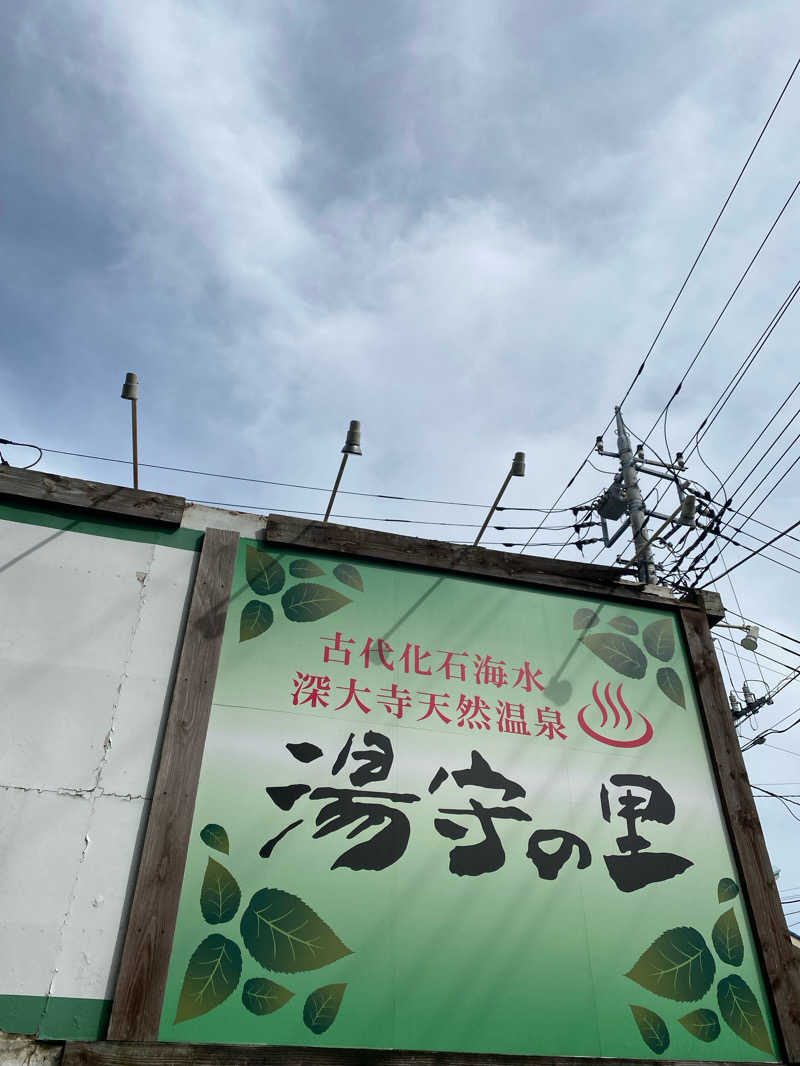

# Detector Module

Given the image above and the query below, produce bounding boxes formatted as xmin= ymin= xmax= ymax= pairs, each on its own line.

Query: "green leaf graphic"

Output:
xmin=282 ymin=583 xmax=352 ymax=623
xmin=245 ymin=547 xmax=285 ymax=596
xmin=290 ymin=559 xmax=325 ymax=578
xmin=626 ymin=926 xmax=715 ymax=1001
xmin=610 ymin=615 xmax=638 ymax=635
xmin=630 ymin=1005 xmax=670 ymax=1055
xmin=241 ymin=977 xmax=294 ymax=1016
xmin=712 ymin=907 xmax=744 ymax=966
xmin=717 ymin=975 xmax=773 ymax=1054
xmin=200 ymin=858 xmax=242 ymax=925
xmin=657 ymin=666 xmax=685 ymax=708
xmin=240 ymin=887 xmax=352 ymax=972
xmin=303 ymin=983 xmax=347 ymax=1035
xmin=643 ymin=618 xmax=675 ymax=661
xmin=333 ymin=563 xmax=364 ymax=592
xmin=200 ymin=823 xmax=229 ymax=855
xmin=573 ymin=608 xmax=599 ymax=631
xmin=718 ymin=877 xmax=740 ymax=902
xmin=581 ymin=632 xmax=647 ymax=679
xmin=174 ymin=934 xmax=242 ymax=1023
xmin=240 ymin=600 xmax=273 ymax=642
xmin=678 ymin=1008 xmax=721 ymax=1043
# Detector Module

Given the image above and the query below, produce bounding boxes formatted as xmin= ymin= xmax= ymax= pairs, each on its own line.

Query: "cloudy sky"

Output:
xmin=2 ymin=3 xmax=799 ymax=916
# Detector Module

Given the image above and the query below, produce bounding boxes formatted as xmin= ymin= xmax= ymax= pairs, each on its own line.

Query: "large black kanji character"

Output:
xmin=435 ymin=797 xmax=531 ymax=876
xmin=332 ymin=730 xmax=394 ymax=786
xmin=450 ymin=750 xmax=526 ymax=801
xmin=526 ymin=829 xmax=591 ymax=879
xmin=600 ymin=773 xmax=693 ymax=892
xmin=310 ymin=787 xmax=421 ymax=871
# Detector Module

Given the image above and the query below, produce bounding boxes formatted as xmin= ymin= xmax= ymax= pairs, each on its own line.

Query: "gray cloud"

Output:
xmin=2 ymin=1 xmax=800 ymax=893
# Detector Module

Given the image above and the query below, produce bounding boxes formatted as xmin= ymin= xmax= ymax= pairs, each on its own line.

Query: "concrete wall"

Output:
xmin=0 ymin=512 xmax=202 ymax=1042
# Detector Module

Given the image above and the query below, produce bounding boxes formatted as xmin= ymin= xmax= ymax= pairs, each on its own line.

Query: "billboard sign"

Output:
xmin=154 ymin=541 xmax=779 ymax=1061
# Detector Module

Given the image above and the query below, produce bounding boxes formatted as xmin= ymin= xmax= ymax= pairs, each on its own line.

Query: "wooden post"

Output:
xmin=107 ymin=528 xmax=239 ymax=1041
xmin=681 ymin=607 xmax=800 ymax=1062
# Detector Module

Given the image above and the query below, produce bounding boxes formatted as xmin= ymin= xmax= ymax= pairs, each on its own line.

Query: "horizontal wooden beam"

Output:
xmin=0 ymin=466 xmax=185 ymax=526
xmin=265 ymin=514 xmax=702 ymax=613
xmin=62 ymin=1042 xmax=768 ymax=1066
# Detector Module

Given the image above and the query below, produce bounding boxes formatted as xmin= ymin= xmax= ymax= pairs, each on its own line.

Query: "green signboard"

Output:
xmin=158 ymin=542 xmax=778 ymax=1061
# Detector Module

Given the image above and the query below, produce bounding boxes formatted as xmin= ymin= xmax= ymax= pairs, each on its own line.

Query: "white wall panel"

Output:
xmin=0 ymin=518 xmax=197 ymax=1007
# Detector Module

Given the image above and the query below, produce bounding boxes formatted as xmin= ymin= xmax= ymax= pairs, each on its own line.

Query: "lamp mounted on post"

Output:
xmin=120 ymin=372 xmax=140 ymax=489
xmin=323 ymin=420 xmax=362 ymax=523
xmin=473 ymin=451 xmax=526 ymax=547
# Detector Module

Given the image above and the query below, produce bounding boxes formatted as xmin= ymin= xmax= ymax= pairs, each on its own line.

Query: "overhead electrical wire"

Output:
xmin=618 ymin=53 xmax=799 ymax=417
xmin=29 ymin=445 xmax=600 ymax=513
xmin=641 ymin=173 xmax=800 ymax=447
xmin=189 ymin=499 xmax=597 ymax=532
xmin=683 ymin=278 xmax=800 ymax=461
xmin=517 ymin=59 xmax=799 ymax=559
xmin=693 ymin=510 xmax=800 ymax=589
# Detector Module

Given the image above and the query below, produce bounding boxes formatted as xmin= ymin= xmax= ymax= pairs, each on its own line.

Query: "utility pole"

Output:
xmin=615 ymin=406 xmax=656 ymax=585
xmin=595 ymin=407 xmax=696 ymax=584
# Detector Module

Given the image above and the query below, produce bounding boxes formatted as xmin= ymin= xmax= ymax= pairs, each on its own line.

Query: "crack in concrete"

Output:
xmin=88 ymin=541 xmax=156 ymax=793
xmin=0 ymin=783 xmax=149 ymax=801
xmin=38 ymin=545 xmax=157 ymax=1031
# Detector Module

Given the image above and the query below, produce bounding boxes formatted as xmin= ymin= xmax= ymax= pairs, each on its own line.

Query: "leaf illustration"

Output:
xmin=200 ymin=823 xmax=229 ymax=855
xmin=712 ymin=907 xmax=744 ymax=966
xmin=718 ymin=975 xmax=773 ymax=1054
xmin=718 ymin=877 xmax=740 ymax=902
xmin=630 ymin=1005 xmax=669 ymax=1055
xmin=678 ymin=1008 xmax=721 ymax=1043
xmin=174 ymin=934 xmax=241 ymax=1023
xmin=573 ymin=608 xmax=599 ymax=631
xmin=282 ymin=583 xmax=352 ymax=623
xmin=610 ymin=615 xmax=639 ymax=635
xmin=333 ymin=563 xmax=363 ymax=592
xmin=303 ymin=983 xmax=347 ymax=1035
xmin=245 ymin=547 xmax=285 ymax=596
xmin=240 ymin=600 xmax=273 ymax=642
xmin=643 ymin=618 xmax=675 ymax=661
xmin=290 ymin=559 xmax=325 ymax=578
xmin=200 ymin=858 xmax=241 ymax=925
xmin=581 ymin=632 xmax=647 ymax=679
xmin=626 ymin=926 xmax=715 ymax=1001
xmin=240 ymin=887 xmax=352 ymax=972
xmin=241 ymin=977 xmax=294 ymax=1016
xmin=657 ymin=666 xmax=685 ymax=708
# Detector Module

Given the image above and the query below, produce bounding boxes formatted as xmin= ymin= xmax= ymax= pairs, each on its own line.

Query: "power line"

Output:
xmin=518 ymin=61 xmax=800 ymax=558
xmin=684 ymin=279 xmax=800 ymax=460
xmin=34 ymin=446 xmax=594 ymax=514
xmin=642 ymin=173 xmax=800 ymax=446
xmin=620 ymin=55 xmax=800 ymax=415
xmin=695 ymin=514 xmax=800 ymax=588
xmin=189 ymin=499 xmax=595 ymax=532
xmin=724 ymin=609 xmax=800 ymax=650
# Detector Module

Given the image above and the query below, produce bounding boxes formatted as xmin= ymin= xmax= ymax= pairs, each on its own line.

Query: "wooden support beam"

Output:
xmin=265 ymin=514 xmax=698 ymax=612
xmin=681 ymin=607 xmax=800 ymax=1063
xmin=62 ymin=1042 xmax=771 ymax=1066
xmin=107 ymin=528 xmax=240 ymax=1041
xmin=0 ymin=465 xmax=185 ymax=526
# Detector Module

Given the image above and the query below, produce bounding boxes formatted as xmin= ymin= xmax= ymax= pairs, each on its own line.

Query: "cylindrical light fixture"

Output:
xmin=323 ymin=420 xmax=363 ymax=522
xmin=120 ymin=372 xmax=140 ymax=489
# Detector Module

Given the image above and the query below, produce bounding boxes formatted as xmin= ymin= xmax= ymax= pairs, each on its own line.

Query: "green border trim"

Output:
xmin=0 ymin=994 xmax=111 ymax=1040
xmin=0 ymin=500 xmax=203 ymax=552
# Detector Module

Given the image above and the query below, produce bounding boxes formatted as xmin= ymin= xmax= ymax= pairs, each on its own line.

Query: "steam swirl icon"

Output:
xmin=577 ymin=681 xmax=653 ymax=748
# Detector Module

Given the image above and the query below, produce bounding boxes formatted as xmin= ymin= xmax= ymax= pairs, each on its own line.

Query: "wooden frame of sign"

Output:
xmin=83 ymin=516 xmax=799 ymax=1066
